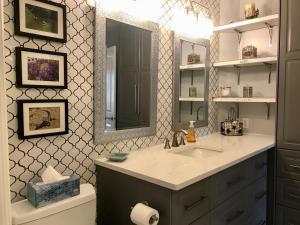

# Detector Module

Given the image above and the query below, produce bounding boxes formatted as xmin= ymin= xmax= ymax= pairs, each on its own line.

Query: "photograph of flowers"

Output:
xmin=17 ymin=100 xmax=69 ymax=139
xmin=16 ymin=47 xmax=67 ymax=88
xmin=14 ymin=0 xmax=67 ymax=42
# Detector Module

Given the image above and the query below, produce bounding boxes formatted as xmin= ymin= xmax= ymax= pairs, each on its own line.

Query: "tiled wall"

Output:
xmin=4 ymin=0 xmax=219 ymax=202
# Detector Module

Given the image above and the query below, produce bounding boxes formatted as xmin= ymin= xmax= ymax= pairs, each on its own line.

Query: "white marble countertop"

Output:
xmin=94 ymin=133 xmax=275 ymax=190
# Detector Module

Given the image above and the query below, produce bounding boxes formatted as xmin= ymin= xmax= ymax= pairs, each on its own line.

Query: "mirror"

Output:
xmin=94 ymin=8 xmax=159 ymax=144
xmin=173 ymin=35 xmax=210 ymax=130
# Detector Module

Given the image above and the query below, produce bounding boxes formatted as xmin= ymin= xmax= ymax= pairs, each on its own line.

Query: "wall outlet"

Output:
xmin=242 ymin=118 xmax=249 ymax=129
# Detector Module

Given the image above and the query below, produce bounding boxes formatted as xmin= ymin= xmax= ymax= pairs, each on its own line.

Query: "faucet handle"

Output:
xmin=164 ymin=138 xmax=171 ymax=149
xmin=179 ymin=136 xmax=186 ymax=146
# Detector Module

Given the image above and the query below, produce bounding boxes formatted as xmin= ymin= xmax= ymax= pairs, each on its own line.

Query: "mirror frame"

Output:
xmin=172 ymin=34 xmax=210 ymax=131
xmin=94 ymin=3 xmax=159 ymax=144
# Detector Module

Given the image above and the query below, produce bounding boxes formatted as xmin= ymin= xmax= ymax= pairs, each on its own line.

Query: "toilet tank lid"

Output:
xmin=11 ymin=184 xmax=96 ymax=225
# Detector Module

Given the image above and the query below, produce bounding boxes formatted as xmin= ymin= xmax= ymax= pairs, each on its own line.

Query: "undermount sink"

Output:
xmin=171 ymin=145 xmax=223 ymax=158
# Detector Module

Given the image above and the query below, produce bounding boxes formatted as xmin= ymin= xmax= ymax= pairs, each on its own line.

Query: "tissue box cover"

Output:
xmin=27 ymin=175 xmax=80 ymax=208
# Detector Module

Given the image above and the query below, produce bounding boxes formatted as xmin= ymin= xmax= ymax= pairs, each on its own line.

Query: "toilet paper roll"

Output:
xmin=130 ymin=203 xmax=159 ymax=225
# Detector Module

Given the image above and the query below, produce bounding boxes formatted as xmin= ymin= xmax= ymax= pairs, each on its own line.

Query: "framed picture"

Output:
xmin=17 ymin=100 xmax=69 ymax=139
xmin=16 ymin=47 xmax=68 ymax=88
xmin=14 ymin=0 xmax=67 ymax=42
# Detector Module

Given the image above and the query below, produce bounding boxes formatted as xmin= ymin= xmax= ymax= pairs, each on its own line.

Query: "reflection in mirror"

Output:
xmin=173 ymin=36 xmax=210 ymax=130
xmin=94 ymin=10 xmax=159 ymax=144
xmin=105 ymin=19 xmax=151 ymax=131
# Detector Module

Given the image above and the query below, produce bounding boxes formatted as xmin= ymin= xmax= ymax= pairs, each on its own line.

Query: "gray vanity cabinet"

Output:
xmin=96 ymin=151 xmax=269 ymax=225
xmin=276 ymin=0 xmax=300 ymax=223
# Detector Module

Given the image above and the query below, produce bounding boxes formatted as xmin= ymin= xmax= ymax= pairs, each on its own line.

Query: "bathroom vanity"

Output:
xmin=95 ymin=134 xmax=275 ymax=225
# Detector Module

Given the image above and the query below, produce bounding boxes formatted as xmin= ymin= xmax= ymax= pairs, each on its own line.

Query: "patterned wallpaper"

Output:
xmin=4 ymin=0 xmax=219 ymax=202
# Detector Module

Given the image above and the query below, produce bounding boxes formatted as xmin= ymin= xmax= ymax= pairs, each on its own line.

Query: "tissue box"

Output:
xmin=27 ymin=175 xmax=80 ymax=208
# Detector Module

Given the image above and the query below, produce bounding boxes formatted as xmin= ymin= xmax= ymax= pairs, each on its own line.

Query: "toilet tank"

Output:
xmin=11 ymin=184 xmax=96 ymax=225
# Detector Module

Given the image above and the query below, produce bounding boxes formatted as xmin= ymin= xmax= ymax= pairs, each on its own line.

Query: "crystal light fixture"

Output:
xmin=172 ymin=0 xmax=214 ymax=38
xmin=90 ymin=0 xmax=161 ymax=22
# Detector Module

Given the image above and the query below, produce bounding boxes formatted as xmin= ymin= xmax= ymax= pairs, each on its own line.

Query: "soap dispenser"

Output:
xmin=187 ymin=121 xmax=196 ymax=143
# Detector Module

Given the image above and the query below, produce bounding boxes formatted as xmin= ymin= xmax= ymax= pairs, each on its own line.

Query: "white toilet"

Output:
xmin=11 ymin=184 xmax=96 ymax=225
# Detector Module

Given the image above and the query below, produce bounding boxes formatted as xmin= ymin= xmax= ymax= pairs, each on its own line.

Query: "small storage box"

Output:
xmin=27 ymin=175 xmax=80 ymax=208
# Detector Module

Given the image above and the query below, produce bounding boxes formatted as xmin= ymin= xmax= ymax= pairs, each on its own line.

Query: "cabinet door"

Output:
xmin=277 ymin=178 xmax=300 ymax=210
xmin=117 ymin=24 xmax=140 ymax=129
xmin=277 ymin=149 xmax=300 ymax=181
xmin=276 ymin=205 xmax=300 ymax=225
xmin=277 ymin=0 xmax=300 ymax=150
xmin=138 ymin=29 xmax=151 ymax=127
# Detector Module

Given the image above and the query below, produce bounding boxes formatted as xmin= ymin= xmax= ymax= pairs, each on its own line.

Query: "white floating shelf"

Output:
xmin=213 ymin=57 xmax=277 ymax=68
xmin=180 ymin=64 xmax=205 ymax=70
xmin=214 ymin=14 xmax=279 ymax=33
xmin=179 ymin=97 xmax=204 ymax=102
xmin=212 ymin=97 xmax=276 ymax=103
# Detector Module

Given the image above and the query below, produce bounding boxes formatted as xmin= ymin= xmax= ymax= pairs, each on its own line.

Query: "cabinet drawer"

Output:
xmin=212 ymin=160 xmax=251 ymax=206
xmin=249 ymin=177 xmax=267 ymax=225
xmin=276 ymin=205 xmax=300 ymax=225
xmin=277 ymin=178 xmax=300 ymax=210
xmin=277 ymin=149 xmax=300 ymax=181
xmin=172 ymin=178 xmax=211 ymax=225
xmin=251 ymin=152 xmax=268 ymax=181
xmin=250 ymin=219 xmax=266 ymax=225
xmin=211 ymin=189 xmax=251 ymax=225
xmin=189 ymin=214 xmax=210 ymax=225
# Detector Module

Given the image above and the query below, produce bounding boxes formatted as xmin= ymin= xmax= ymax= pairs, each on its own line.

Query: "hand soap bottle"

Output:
xmin=187 ymin=121 xmax=196 ymax=143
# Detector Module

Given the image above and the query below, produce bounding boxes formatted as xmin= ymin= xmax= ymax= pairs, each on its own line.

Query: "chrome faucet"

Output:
xmin=172 ymin=129 xmax=188 ymax=147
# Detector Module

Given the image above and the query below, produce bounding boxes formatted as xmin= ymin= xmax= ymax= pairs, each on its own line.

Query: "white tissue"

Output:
xmin=130 ymin=203 xmax=159 ymax=225
xmin=41 ymin=166 xmax=69 ymax=185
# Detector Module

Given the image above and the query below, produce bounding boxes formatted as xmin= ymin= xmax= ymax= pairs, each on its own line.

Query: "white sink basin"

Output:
xmin=171 ymin=145 xmax=223 ymax=158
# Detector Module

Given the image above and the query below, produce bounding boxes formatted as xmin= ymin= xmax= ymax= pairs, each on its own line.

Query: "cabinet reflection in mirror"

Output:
xmin=94 ymin=8 xmax=159 ymax=144
xmin=106 ymin=19 xmax=151 ymax=131
xmin=173 ymin=35 xmax=210 ymax=130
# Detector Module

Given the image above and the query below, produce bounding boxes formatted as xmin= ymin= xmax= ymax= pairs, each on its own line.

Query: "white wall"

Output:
xmin=0 ymin=0 xmax=12 ymax=223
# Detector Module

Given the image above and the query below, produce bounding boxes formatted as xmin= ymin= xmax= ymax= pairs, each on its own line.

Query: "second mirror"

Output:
xmin=173 ymin=35 xmax=210 ymax=130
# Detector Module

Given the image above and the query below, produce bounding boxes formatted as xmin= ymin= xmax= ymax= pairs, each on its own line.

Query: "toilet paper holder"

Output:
xmin=130 ymin=201 xmax=159 ymax=224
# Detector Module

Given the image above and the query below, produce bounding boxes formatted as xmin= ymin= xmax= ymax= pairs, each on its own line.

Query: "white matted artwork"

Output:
xmin=14 ymin=0 xmax=67 ymax=42
xmin=16 ymin=47 xmax=67 ymax=88
xmin=17 ymin=100 xmax=69 ymax=139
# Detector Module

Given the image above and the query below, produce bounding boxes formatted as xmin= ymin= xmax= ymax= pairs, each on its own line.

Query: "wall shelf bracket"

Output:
xmin=263 ymin=62 xmax=273 ymax=84
xmin=266 ymin=103 xmax=271 ymax=120
xmin=265 ymin=23 xmax=274 ymax=46
xmin=234 ymin=29 xmax=243 ymax=45
xmin=234 ymin=65 xmax=241 ymax=85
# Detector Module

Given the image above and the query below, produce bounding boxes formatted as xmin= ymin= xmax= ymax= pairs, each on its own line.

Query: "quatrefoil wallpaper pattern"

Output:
xmin=4 ymin=0 xmax=220 ymax=202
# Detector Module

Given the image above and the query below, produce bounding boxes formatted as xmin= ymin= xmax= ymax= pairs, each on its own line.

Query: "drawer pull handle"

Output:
xmin=290 ymin=194 xmax=300 ymax=200
xmin=289 ymin=165 xmax=300 ymax=170
xmin=257 ymin=220 xmax=266 ymax=225
xmin=255 ymin=191 xmax=267 ymax=200
xmin=184 ymin=195 xmax=208 ymax=211
xmin=227 ymin=176 xmax=245 ymax=187
xmin=255 ymin=162 xmax=267 ymax=170
xmin=226 ymin=210 xmax=244 ymax=224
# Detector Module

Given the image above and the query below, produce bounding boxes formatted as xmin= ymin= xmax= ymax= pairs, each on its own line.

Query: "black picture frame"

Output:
xmin=14 ymin=0 xmax=67 ymax=43
xmin=16 ymin=47 xmax=68 ymax=89
xmin=17 ymin=99 xmax=69 ymax=139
